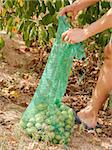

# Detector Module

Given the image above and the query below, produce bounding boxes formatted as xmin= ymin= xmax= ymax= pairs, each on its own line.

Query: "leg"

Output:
xmin=77 ymin=41 xmax=112 ymax=128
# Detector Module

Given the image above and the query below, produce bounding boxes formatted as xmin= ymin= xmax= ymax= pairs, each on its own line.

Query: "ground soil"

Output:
xmin=0 ymin=32 xmax=112 ymax=150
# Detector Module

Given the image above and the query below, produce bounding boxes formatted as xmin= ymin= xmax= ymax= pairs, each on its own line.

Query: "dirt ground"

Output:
xmin=0 ymin=32 xmax=112 ymax=150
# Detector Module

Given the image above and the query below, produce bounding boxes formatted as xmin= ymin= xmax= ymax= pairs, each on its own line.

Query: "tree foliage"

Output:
xmin=0 ymin=0 xmax=111 ymax=47
xmin=0 ymin=0 xmax=72 ymax=46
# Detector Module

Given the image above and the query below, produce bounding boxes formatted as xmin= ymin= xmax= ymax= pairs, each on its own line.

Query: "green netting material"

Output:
xmin=20 ymin=16 xmax=85 ymax=144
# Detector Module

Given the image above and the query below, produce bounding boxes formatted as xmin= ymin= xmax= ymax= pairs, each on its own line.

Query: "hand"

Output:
xmin=62 ymin=28 xmax=88 ymax=44
xmin=59 ymin=4 xmax=79 ymax=20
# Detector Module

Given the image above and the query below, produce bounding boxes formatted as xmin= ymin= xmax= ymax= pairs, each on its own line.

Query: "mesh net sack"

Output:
xmin=20 ymin=16 xmax=85 ymax=144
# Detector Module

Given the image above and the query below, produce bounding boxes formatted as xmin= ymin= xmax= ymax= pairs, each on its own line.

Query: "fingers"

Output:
xmin=63 ymin=36 xmax=75 ymax=44
xmin=72 ymin=11 xmax=78 ymax=21
xmin=59 ymin=5 xmax=71 ymax=16
xmin=62 ymin=31 xmax=68 ymax=41
xmin=59 ymin=7 xmax=67 ymax=16
xmin=62 ymin=30 xmax=76 ymax=44
xmin=62 ymin=29 xmax=72 ymax=41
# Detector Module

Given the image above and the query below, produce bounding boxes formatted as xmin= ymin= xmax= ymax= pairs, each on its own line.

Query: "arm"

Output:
xmin=72 ymin=0 xmax=99 ymax=10
xmin=84 ymin=8 xmax=112 ymax=39
xmin=62 ymin=8 xmax=112 ymax=44
xmin=60 ymin=0 xmax=99 ymax=19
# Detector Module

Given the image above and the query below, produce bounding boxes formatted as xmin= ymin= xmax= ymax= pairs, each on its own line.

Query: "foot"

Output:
xmin=77 ymin=106 xmax=97 ymax=128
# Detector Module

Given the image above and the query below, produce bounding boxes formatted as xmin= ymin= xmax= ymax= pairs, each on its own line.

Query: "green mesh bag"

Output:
xmin=20 ymin=16 xmax=85 ymax=144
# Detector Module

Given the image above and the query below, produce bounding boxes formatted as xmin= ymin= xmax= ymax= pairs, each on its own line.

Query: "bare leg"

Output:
xmin=77 ymin=41 xmax=112 ymax=128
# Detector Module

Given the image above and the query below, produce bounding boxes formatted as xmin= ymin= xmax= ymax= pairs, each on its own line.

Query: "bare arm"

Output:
xmin=72 ymin=0 xmax=112 ymax=10
xmin=60 ymin=0 xmax=99 ymax=20
xmin=72 ymin=0 xmax=99 ymax=10
xmin=84 ymin=8 xmax=112 ymax=39
xmin=62 ymin=8 xmax=112 ymax=44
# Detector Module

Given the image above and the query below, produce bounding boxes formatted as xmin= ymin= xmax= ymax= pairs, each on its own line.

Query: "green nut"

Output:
xmin=66 ymin=124 xmax=72 ymax=130
xmin=26 ymin=127 xmax=37 ymax=135
xmin=27 ymin=122 xmax=33 ymax=128
xmin=52 ymin=139 xmax=59 ymax=144
xmin=36 ymin=103 xmax=47 ymax=111
xmin=55 ymin=135 xmax=62 ymax=141
xmin=59 ymin=127 xmax=65 ymax=133
xmin=29 ymin=117 xmax=36 ymax=123
xmin=35 ymin=123 xmax=42 ymax=129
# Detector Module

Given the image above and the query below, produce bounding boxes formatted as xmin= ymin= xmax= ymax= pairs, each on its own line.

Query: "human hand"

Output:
xmin=59 ymin=4 xmax=79 ymax=20
xmin=62 ymin=28 xmax=88 ymax=44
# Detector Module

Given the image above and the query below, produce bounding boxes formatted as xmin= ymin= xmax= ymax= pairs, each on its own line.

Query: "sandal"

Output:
xmin=73 ymin=110 xmax=102 ymax=130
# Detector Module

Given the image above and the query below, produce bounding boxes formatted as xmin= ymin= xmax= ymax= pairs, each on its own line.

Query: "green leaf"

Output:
xmin=29 ymin=26 xmax=37 ymax=41
xmin=38 ymin=26 xmax=48 ymax=43
xmin=27 ymin=22 xmax=35 ymax=35
xmin=46 ymin=1 xmax=55 ymax=15
xmin=40 ymin=14 xmax=53 ymax=25
xmin=101 ymin=2 xmax=110 ymax=8
xmin=55 ymin=0 xmax=62 ymax=12
xmin=52 ymin=13 xmax=58 ymax=25
xmin=23 ymin=31 xmax=29 ymax=42
xmin=37 ymin=0 xmax=41 ymax=13
xmin=109 ymin=29 xmax=112 ymax=33
xmin=48 ymin=26 xmax=56 ymax=39
xmin=78 ymin=13 xmax=86 ymax=25
xmin=41 ymin=1 xmax=46 ymax=13
xmin=0 ymin=20 xmax=3 ymax=31
xmin=24 ymin=1 xmax=38 ymax=18
xmin=4 ymin=0 xmax=13 ymax=9
xmin=7 ymin=17 xmax=13 ymax=26
xmin=25 ymin=40 xmax=31 ymax=47
xmin=0 ymin=37 xmax=5 ymax=49
xmin=64 ymin=0 xmax=70 ymax=6
xmin=17 ymin=20 xmax=24 ymax=32
xmin=6 ymin=17 xmax=13 ymax=32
